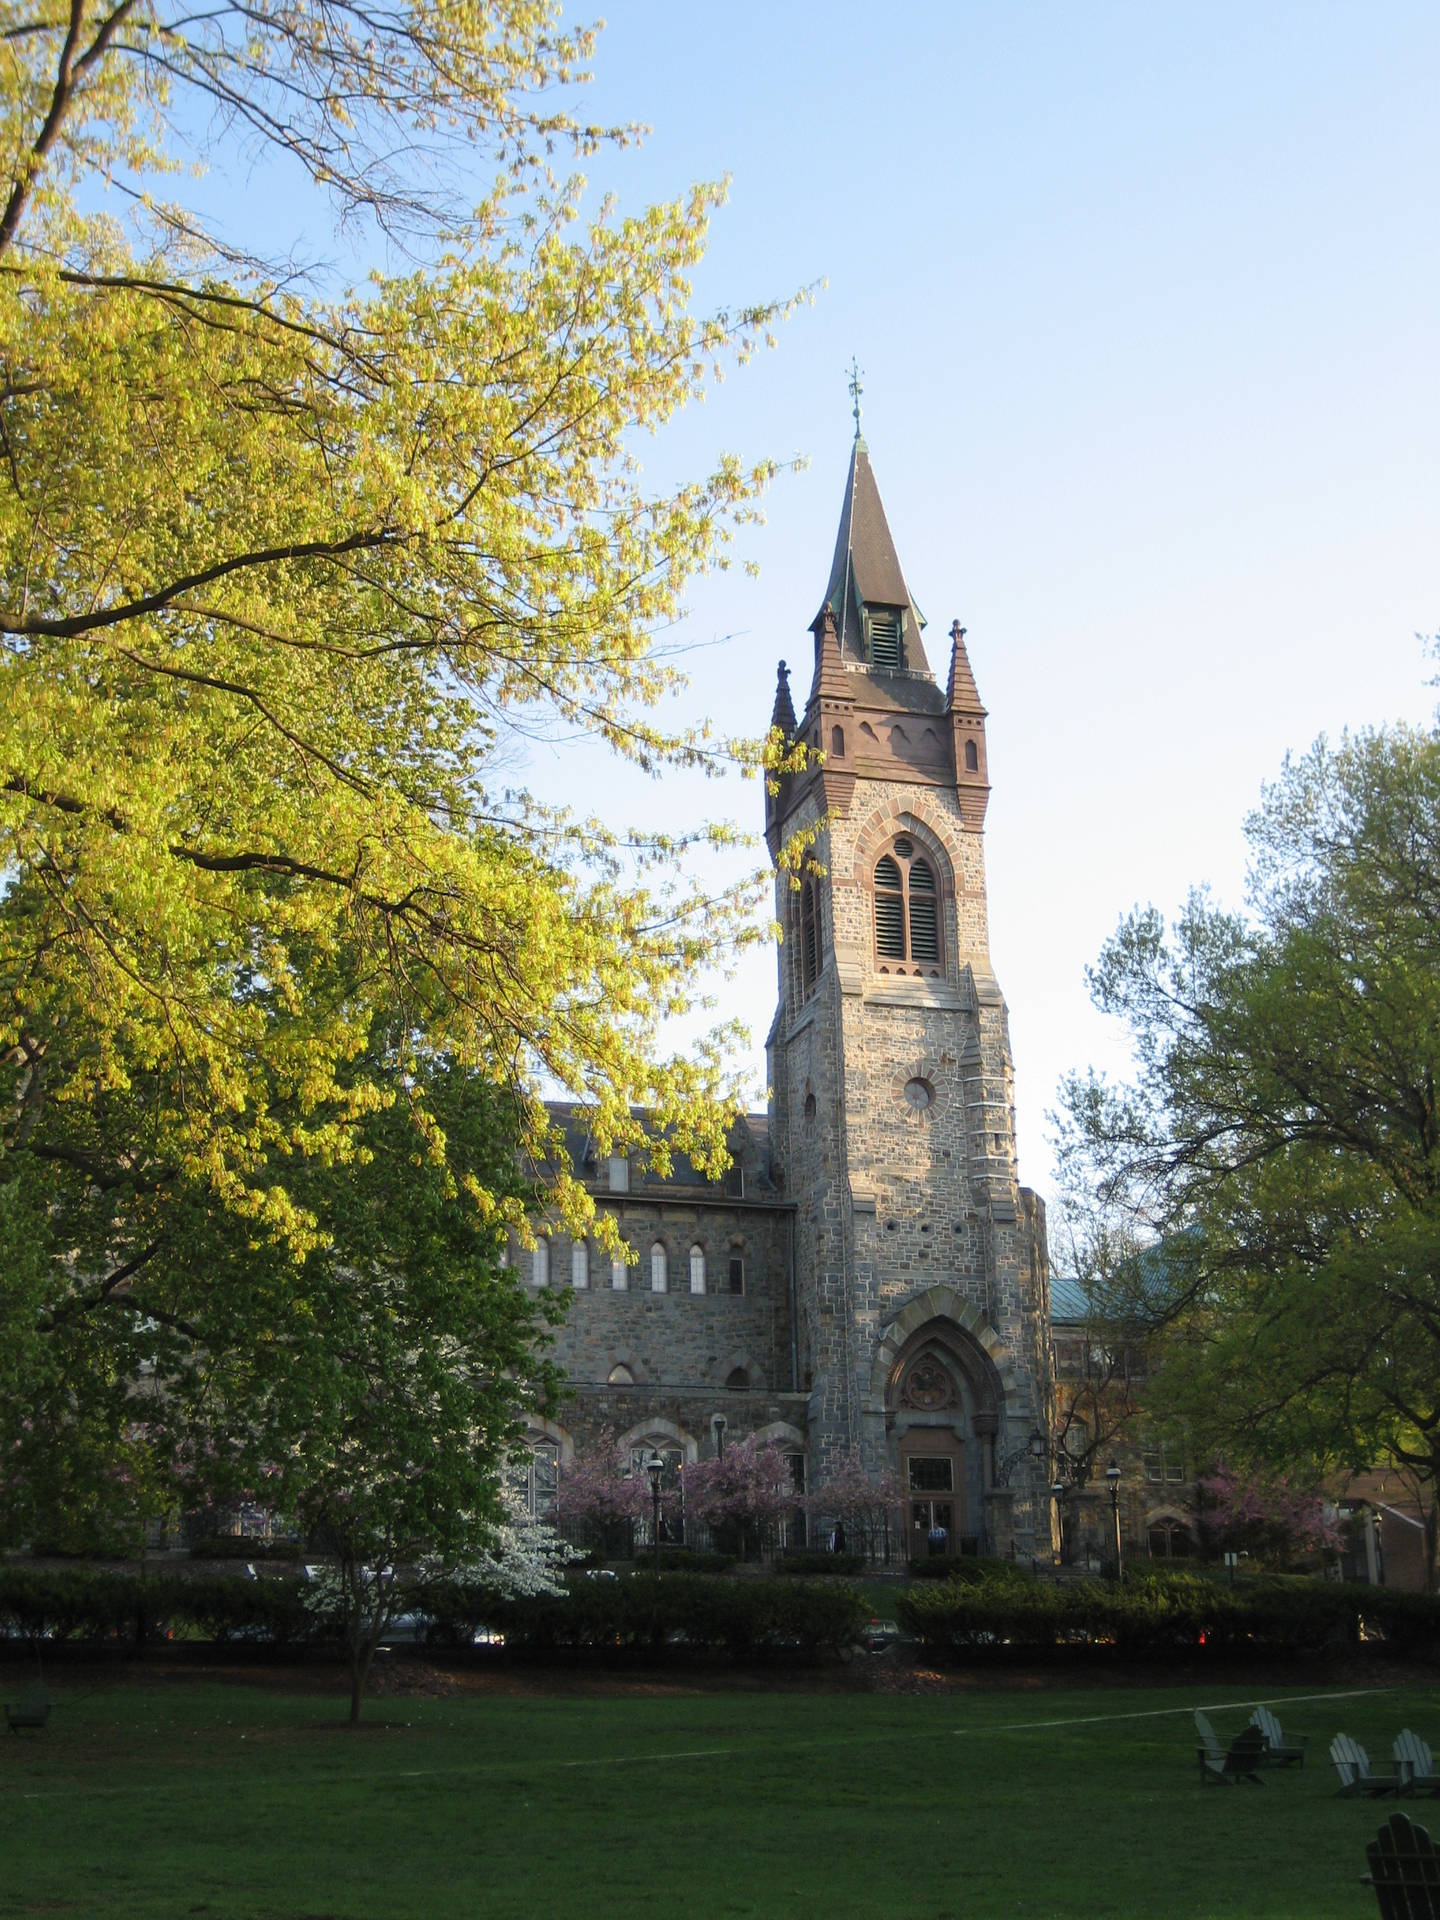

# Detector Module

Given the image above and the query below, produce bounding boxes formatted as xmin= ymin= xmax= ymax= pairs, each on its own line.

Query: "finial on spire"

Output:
xmin=949 ymin=618 xmax=967 ymax=646
xmin=847 ymin=357 xmax=864 ymax=435
xmin=770 ymin=657 xmax=797 ymax=737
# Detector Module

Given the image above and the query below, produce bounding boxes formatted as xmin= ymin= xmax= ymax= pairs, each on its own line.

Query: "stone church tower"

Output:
xmin=764 ymin=425 xmax=1054 ymax=1561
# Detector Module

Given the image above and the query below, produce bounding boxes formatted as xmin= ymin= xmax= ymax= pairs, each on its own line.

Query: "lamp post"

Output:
xmin=646 ymin=1451 xmax=664 ymax=1572
xmin=1105 ymin=1459 xmax=1123 ymax=1582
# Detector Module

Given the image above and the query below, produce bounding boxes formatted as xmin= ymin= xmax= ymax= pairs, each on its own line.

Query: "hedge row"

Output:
xmin=0 ymin=1565 xmax=868 ymax=1658
xmin=0 ymin=1567 xmax=317 ymax=1647
xmin=776 ymin=1551 xmax=867 ymax=1577
xmin=906 ymin=1554 xmax=1027 ymax=1584
xmin=895 ymin=1570 xmax=1440 ymax=1657
xmin=447 ymin=1571 xmax=870 ymax=1652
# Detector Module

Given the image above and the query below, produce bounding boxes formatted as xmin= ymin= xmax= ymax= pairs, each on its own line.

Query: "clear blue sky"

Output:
xmin=179 ymin=2 xmax=1440 ymax=1202
xmin=558 ymin=0 xmax=1440 ymax=1200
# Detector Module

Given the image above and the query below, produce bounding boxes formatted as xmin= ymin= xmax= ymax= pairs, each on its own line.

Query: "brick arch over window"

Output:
xmin=852 ymin=803 xmax=958 ymax=898
xmin=617 ymin=1417 xmax=697 ymax=1464
xmin=524 ymin=1416 xmax=575 ymax=1469
xmin=719 ymin=1351 xmax=764 ymax=1393
xmin=864 ymin=1287 xmax=1025 ymax=1429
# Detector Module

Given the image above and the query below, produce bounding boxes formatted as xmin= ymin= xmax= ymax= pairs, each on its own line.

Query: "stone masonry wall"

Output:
xmin=770 ymin=756 xmax=1052 ymax=1551
xmin=511 ymin=1194 xmax=801 ymax=1466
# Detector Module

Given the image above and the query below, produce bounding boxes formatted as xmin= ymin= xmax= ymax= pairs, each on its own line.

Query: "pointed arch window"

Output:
xmin=650 ymin=1242 xmax=669 ymax=1293
xmin=964 ymin=738 xmax=979 ymax=773
xmin=532 ymin=1238 xmax=550 ymax=1288
xmin=689 ymin=1245 xmax=706 ymax=1294
xmin=873 ymin=838 xmax=942 ymax=973
xmin=571 ymin=1242 xmax=589 ymax=1290
xmin=800 ymin=880 xmax=820 ymax=994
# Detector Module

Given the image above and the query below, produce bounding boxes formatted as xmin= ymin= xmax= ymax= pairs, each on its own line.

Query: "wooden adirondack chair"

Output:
xmin=1396 ymin=1732 xmax=1440 ymax=1799
xmin=1196 ymin=1710 xmax=1266 ymax=1785
xmin=1334 ymin=1733 xmax=1401 ymax=1798
xmin=1250 ymin=1705 xmax=1307 ymax=1767
xmin=1363 ymin=1812 xmax=1440 ymax=1919
xmin=3 ymin=1683 xmax=51 ymax=1732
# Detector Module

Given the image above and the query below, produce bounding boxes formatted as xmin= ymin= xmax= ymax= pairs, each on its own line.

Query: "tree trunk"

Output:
xmin=348 ymin=1647 xmax=370 ymax=1725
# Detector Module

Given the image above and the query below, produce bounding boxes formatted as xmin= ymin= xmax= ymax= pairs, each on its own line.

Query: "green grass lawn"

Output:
xmin=0 ymin=1669 xmax=1435 ymax=1918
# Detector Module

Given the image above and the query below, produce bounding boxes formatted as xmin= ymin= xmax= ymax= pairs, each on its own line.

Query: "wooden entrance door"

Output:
xmin=902 ymin=1434 xmax=963 ymax=1556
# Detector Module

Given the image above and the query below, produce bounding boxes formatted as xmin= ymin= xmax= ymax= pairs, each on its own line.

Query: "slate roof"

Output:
xmin=821 ymin=434 xmax=932 ymax=675
xmin=544 ymin=1101 xmax=777 ymax=1196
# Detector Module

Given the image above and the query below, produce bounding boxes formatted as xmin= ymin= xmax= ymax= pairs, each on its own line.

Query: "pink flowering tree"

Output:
xmin=682 ymin=1438 xmax=795 ymax=1559
xmin=1196 ymin=1464 xmax=1340 ymax=1570
xmin=806 ymin=1448 xmax=904 ymax=1561
xmin=554 ymin=1438 xmax=652 ymax=1554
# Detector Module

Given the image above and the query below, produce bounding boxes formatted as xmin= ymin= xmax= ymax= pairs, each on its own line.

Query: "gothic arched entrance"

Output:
xmin=884 ymin=1320 xmax=1007 ymax=1558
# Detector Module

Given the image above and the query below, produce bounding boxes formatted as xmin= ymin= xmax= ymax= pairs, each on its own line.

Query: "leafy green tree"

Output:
xmin=2 ymin=1037 xmax=569 ymax=1715
xmin=0 ymin=0 xmax=805 ymax=1273
xmin=1059 ymin=725 xmax=1440 ymax=1587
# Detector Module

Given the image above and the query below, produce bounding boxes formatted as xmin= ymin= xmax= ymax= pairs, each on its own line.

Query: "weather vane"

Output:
xmin=847 ymin=357 xmax=864 ymax=432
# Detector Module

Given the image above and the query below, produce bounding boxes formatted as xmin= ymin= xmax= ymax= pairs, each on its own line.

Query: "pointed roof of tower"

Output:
xmin=821 ymin=431 xmax=931 ymax=675
xmin=807 ymin=601 xmax=849 ymax=705
xmin=945 ymin=619 xmax=986 ymax=715
xmin=769 ymin=658 xmax=796 ymax=737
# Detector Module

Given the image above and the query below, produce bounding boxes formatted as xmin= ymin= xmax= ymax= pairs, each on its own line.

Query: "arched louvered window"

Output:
xmin=650 ymin=1241 xmax=668 ymax=1293
xmin=873 ymin=838 xmax=943 ymax=974
xmin=801 ymin=881 xmax=819 ymax=993
xmin=689 ymin=1245 xmax=706 ymax=1294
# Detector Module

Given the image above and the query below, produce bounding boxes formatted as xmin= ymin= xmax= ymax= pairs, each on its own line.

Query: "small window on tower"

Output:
xmin=728 ymin=1254 xmax=744 ymax=1295
xmin=831 ymin=724 xmax=845 ymax=758
xmin=964 ymin=738 xmax=979 ymax=772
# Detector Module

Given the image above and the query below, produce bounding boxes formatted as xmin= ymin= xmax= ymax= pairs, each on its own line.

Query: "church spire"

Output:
xmin=820 ymin=428 xmax=930 ymax=676
xmin=946 ymin=619 xmax=985 ymax=716
xmin=807 ymin=600 xmax=847 ymax=704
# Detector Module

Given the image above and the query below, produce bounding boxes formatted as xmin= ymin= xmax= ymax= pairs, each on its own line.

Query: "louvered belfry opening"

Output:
xmin=874 ymin=838 xmax=942 ymax=974
xmin=866 ymin=606 xmax=902 ymax=669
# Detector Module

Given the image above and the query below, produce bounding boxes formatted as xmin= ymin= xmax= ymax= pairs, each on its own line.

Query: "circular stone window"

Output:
xmin=903 ymin=1077 xmax=934 ymax=1111
xmin=892 ymin=836 xmax=914 ymax=860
